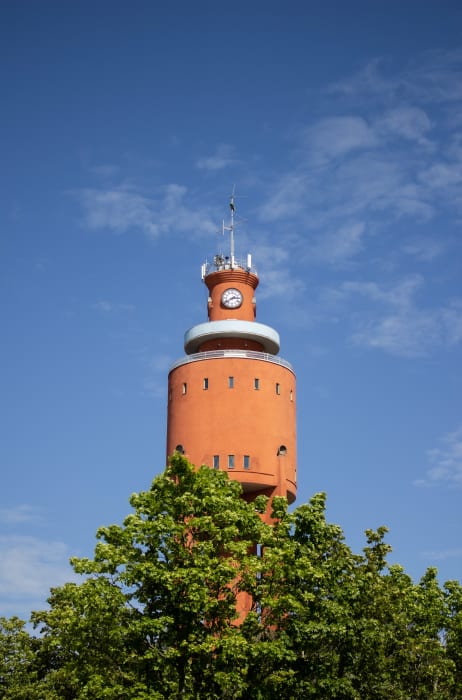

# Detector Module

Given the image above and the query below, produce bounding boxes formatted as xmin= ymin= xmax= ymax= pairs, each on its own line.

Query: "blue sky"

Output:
xmin=1 ymin=0 xmax=462 ymax=619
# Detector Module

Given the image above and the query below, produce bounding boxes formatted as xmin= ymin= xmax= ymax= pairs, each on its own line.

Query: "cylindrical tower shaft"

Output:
xmin=166 ymin=245 xmax=297 ymax=523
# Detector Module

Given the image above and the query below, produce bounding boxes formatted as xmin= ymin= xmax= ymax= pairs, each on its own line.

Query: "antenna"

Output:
xmin=203 ymin=188 xmax=255 ymax=278
xmin=223 ymin=186 xmax=236 ymax=268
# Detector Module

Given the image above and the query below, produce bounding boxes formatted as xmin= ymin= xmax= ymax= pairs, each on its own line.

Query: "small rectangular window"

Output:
xmin=228 ymin=376 xmax=234 ymax=389
xmin=243 ymin=455 xmax=250 ymax=469
xmin=182 ymin=382 xmax=187 ymax=395
xmin=203 ymin=378 xmax=209 ymax=390
xmin=213 ymin=455 xmax=219 ymax=469
xmin=254 ymin=378 xmax=260 ymax=390
xmin=290 ymin=390 xmax=293 ymax=401
xmin=276 ymin=383 xmax=280 ymax=395
xmin=228 ymin=454 xmax=235 ymax=469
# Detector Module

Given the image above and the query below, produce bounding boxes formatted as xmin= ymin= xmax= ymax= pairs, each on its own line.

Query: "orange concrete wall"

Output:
xmin=166 ymin=356 xmax=297 ymax=505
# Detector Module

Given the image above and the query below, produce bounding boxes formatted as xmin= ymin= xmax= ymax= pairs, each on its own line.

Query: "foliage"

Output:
xmin=1 ymin=455 xmax=461 ymax=698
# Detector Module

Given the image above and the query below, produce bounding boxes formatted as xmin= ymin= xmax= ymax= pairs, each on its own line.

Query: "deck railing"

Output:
xmin=169 ymin=349 xmax=293 ymax=373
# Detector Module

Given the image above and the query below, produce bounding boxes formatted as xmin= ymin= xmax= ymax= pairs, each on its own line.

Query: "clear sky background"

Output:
xmin=1 ymin=0 xmax=462 ymax=620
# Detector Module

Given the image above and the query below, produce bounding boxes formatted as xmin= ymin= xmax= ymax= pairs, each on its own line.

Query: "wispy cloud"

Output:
xmin=148 ymin=354 xmax=173 ymax=372
xmin=325 ymin=276 xmax=462 ymax=357
xmin=0 ymin=535 xmax=77 ymax=613
xmin=307 ymin=221 xmax=367 ymax=264
xmin=259 ymin=133 xmax=435 ymax=239
xmin=196 ymin=143 xmax=238 ymax=171
xmin=92 ymin=300 xmax=135 ymax=313
xmin=374 ymin=106 xmax=433 ymax=144
xmin=249 ymin=241 xmax=306 ymax=301
xmin=258 ymin=173 xmax=310 ymax=223
xmin=89 ymin=163 xmax=121 ymax=178
xmin=0 ymin=505 xmax=41 ymax=525
xmin=143 ymin=378 xmax=166 ymax=399
xmin=401 ymin=237 xmax=446 ymax=262
xmin=415 ymin=425 xmax=462 ymax=488
xmin=420 ymin=547 xmax=462 ymax=561
xmin=301 ymin=116 xmax=378 ymax=165
xmin=142 ymin=353 xmax=174 ymax=399
xmin=258 ymin=50 xmax=462 ymax=274
xmin=76 ymin=183 xmax=216 ymax=240
xmin=328 ymin=50 xmax=462 ymax=105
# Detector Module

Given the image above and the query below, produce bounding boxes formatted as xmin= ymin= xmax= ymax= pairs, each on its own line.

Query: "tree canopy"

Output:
xmin=1 ymin=455 xmax=461 ymax=699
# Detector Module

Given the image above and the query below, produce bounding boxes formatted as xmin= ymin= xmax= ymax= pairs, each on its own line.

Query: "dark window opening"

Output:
xmin=228 ymin=454 xmax=235 ymax=468
xmin=243 ymin=455 xmax=250 ymax=469
xmin=276 ymin=383 xmax=281 ymax=395
xmin=182 ymin=383 xmax=187 ymax=395
xmin=175 ymin=444 xmax=185 ymax=454
xmin=203 ymin=378 xmax=209 ymax=390
xmin=277 ymin=445 xmax=287 ymax=456
xmin=254 ymin=378 xmax=260 ymax=390
xmin=228 ymin=376 xmax=234 ymax=389
xmin=213 ymin=455 xmax=220 ymax=469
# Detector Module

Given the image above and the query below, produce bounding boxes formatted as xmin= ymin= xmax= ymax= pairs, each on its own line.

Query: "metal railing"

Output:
xmin=169 ymin=349 xmax=294 ymax=373
xmin=202 ymin=257 xmax=257 ymax=277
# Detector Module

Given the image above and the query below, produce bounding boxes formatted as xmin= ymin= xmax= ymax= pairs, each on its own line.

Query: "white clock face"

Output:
xmin=221 ymin=288 xmax=243 ymax=309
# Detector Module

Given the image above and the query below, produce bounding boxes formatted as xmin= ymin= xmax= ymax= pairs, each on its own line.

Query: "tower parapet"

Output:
xmin=166 ymin=198 xmax=297 ymax=518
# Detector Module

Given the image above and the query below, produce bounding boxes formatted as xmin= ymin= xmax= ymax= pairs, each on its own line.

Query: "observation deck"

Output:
xmin=184 ymin=320 xmax=280 ymax=355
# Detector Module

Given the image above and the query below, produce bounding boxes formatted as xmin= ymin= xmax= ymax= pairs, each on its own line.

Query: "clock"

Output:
xmin=221 ymin=288 xmax=243 ymax=309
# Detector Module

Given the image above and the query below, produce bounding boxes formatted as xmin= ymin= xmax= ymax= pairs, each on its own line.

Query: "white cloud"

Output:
xmin=420 ymin=547 xmax=462 ymax=561
xmin=350 ymin=309 xmax=440 ymax=357
xmin=79 ymin=188 xmax=158 ymax=236
xmin=415 ymin=425 xmax=462 ymax=487
xmin=342 ymin=275 xmax=422 ymax=307
xmin=257 ymin=51 xmax=461 ymax=249
xmin=258 ymin=173 xmax=310 ymax=223
xmin=419 ymin=162 xmax=462 ymax=189
xmin=0 ymin=505 xmax=41 ymax=525
xmin=328 ymin=50 xmax=462 ymax=105
xmin=142 ymin=354 xmax=174 ymax=399
xmin=196 ymin=144 xmax=237 ymax=171
xmin=327 ymin=57 xmax=393 ymax=99
xmin=337 ymin=277 xmax=462 ymax=357
xmin=375 ymin=107 xmax=432 ymax=143
xmin=0 ymin=535 xmax=77 ymax=607
xmin=249 ymin=242 xmax=306 ymax=301
xmin=149 ymin=354 xmax=173 ymax=372
xmin=89 ymin=164 xmax=121 ymax=178
xmin=259 ymin=145 xmax=434 ymax=250
xmin=403 ymin=49 xmax=462 ymax=104
xmin=402 ymin=238 xmax=446 ymax=262
xmin=441 ymin=300 xmax=462 ymax=345
xmin=76 ymin=183 xmax=216 ymax=240
xmin=142 ymin=379 xmax=166 ymax=399
xmin=92 ymin=300 xmax=135 ymax=313
xmin=308 ymin=222 xmax=366 ymax=263
xmin=302 ymin=116 xmax=377 ymax=165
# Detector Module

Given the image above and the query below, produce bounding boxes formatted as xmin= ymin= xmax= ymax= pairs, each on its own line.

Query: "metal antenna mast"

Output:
xmin=202 ymin=189 xmax=254 ymax=279
xmin=223 ymin=187 xmax=236 ymax=268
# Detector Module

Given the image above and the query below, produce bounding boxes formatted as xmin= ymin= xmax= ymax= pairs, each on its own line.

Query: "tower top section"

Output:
xmin=201 ymin=194 xmax=257 ymax=280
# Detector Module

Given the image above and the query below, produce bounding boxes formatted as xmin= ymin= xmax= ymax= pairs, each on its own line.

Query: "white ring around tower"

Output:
xmin=184 ymin=320 xmax=280 ymax=355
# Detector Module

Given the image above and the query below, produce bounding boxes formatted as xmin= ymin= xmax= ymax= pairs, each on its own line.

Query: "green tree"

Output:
xmin=242 ymin=496 xmax=460 ymax=699
xmin=32 ymin=455 xmax=268 ymax=699
xmin=1 ymin=456 xmax=460 ymax=699
xmin=0 ymin=617 xmax=41 ymax=699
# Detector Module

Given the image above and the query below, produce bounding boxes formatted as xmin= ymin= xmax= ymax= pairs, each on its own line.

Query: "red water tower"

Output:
xmin=166 ymin=200 xmax=297 ymax=525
